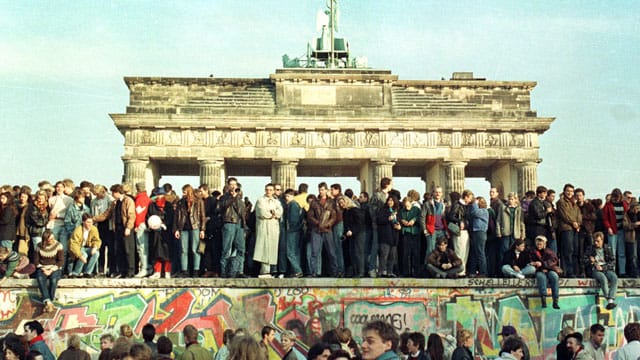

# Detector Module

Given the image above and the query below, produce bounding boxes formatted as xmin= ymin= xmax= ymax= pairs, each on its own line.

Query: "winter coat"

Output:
xmin=69 ymin=225 xmax=101 ymax=260
xmin=583 ymin=244 xmax=615 ymax=276
xmin=174 ymin=197 xmax=206 ymax=231
xmin=602 ymin=201 xmax=628 ymax=235
xmin=307 ymin=198 xmax=336 ymax=233
xmin=556 ymin=196 xmax=582 ymax=232
xmin=253 ymin=195 xmax=283 ymax=265
xmin=497 ymin=206 xmax=526 ymax=239
xmin=376 ymin=207 xmax=400 ymax=246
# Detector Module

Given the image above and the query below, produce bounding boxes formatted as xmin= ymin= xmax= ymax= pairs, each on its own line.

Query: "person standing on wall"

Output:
xmin=447 ymin=190 xmax=473 ymax=277
xmin=253 ymin=184 xmax=283 ymax=278
xmin=219 ymin=177 xmax=248 ymax=278
xmin=94 ymin=184 xmax=136 ymax=278
xmin=556 ymin=184 xmax=582 ymax=278
xmin=134 ymin=181 xmax=151 ymax=278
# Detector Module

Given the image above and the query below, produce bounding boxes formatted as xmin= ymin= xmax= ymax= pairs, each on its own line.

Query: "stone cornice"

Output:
xmin=110 ymin=114 xmax=554 ymax=133
xmin=395 ymin=79 xmax=537 ymax=90
xmin=124 ymin=76 xmax=271 ymax=89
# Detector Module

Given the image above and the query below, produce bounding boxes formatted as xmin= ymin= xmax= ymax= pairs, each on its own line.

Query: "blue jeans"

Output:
xmin=135 ymin=226 xmax=149 ymax=274
xmin=51 ymin=224 xmax=69 ymax=272
xmin=221 ymin=223 xmax=245 ymax=276
xmin=426 ymin=230 xmax=445 ymax=261
xmin=332 ymin=222 xmax=345 ymax=274
xmin=285 ymin=230 xmax=302 ymax=274
xmin=468 ymin=230 xmax=488 ymax=275
xmin=180 ymin=229 xmax=201 ymax=273
xmin=536 ymin=271 xmax=559 ymax=299
xmin=501 ymin=264 xmax=536 ymax=278
xmin=608 ymin=232 xmax=626 ymax=276
xmin=278 ymin=222 xmax=287 ymax=273
xmin=71 ymin=248 xmax=100 ymax=275
xmin=499 ymin=236 xmax=515 ymax=265
xmin=559 ymin=230 xmax=577 ymax=277
xmin=36 ymin=268 xmax=62 ymax=303
xmin=593 ymin=270 xmax=618 ymax=300
xmin=310 ymin=230 xmax=337 ymax=276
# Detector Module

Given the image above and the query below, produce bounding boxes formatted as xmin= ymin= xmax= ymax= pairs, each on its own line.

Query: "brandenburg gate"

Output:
xmin=111 ymin=69 xmax=553 ymax=196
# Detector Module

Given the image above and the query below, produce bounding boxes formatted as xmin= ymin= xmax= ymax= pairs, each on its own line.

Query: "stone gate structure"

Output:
xmin=112 ymin=69 xmax=553 ymax=195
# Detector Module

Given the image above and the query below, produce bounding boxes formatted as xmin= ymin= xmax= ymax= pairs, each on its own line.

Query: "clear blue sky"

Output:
xmin=1 ymin=1 xmax=638 ymax=202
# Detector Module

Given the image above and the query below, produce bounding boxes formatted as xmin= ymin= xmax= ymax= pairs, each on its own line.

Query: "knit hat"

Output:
xmin=0 ymin=240 xmax=13 ymax=249
xmin=500 ymin=325 xmax=517 ymax=337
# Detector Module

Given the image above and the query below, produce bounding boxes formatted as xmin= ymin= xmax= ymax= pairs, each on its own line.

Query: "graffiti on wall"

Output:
xmin=1 ymin=284 xmax=639 ymax=360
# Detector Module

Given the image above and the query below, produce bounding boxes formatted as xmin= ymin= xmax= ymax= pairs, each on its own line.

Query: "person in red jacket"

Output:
xmin=134 ymin=182 xmax=151 ymax=278
xmin=601 ymin=188 xmax=628 ymax=277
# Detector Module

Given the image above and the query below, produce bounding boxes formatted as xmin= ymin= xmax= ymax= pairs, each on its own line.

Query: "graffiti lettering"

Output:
xmin=0 ymin=284 xmax=638 ymax=360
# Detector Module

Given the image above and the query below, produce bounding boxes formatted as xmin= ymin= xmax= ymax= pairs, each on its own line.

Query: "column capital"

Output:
xmin=199 ymin=159 xmax=225 ymax=191
xmin=272 ymin=159 xmax=298 ymax=190
xmin=122 ymin=156 xmax=149 ymax=163
xmin=272 ymin=159 xmax=299 ymax=166
xmin=516 ymin=159 xmax=541 ymax=167
xmin=371 ymin=159 xmax=396 ymax=166
xmin=444 ymin=160 xmax=467 ymax=168
xmin=198 ymin=158 xmax=225 ymax=165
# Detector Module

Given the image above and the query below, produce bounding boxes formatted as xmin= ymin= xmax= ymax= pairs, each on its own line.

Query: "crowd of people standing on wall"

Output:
xmin=0 ymin=177 xmax=638 ymax=309
xmin=3 ymin=318 xmax=639 ymax=360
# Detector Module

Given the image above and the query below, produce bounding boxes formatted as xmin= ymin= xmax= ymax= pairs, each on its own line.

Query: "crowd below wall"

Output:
xmin=3 ymin=310 xmax=640 ymax=360
xmin=0 ymin=178 xmax=639 ymax=309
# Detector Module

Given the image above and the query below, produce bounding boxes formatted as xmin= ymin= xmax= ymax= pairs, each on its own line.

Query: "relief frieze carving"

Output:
xmin=242 ymin=132 xmax=254 ymax=146
xmin=438 ymin=133 xmax=451 ymax=146
xmin=462 ymin=132 xmax=476 ymax=146
xmin=485 ymin=133 xmax=500 ymax=147
xmin=291 ymin=132 xmax=305 ymax=146
xmin=216 ymin=131 xmax=231 ymax=145
xmin=412 ymin=132 xmax=428 ymax=147
xmin=315 ymin=132 xmax=329 ymax=147
xmin=340 ymin=132 xmax=355 ymax=146
xmin=509 ymin=133 xmax=525 ymax=147
xmin=389 ymin=131 xmax=403 ymax=146
xmin=266 ymin=131 xmax=280 ymax=146
xmin=364 ymin=131 xmax=379 ymax=146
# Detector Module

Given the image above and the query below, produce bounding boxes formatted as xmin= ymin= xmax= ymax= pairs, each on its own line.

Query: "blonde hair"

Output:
xmin=456 ymin=329 xmax=473 ymax=347
xmin=94 ymin=184 xmax=107 ymax=197
xmin=476 ymin=196 xmax=487 ymax=209
xmin=281 ymin=330 xmax=297 ymax=342
xmin=67 ymin=334 xmax=81 ymax=349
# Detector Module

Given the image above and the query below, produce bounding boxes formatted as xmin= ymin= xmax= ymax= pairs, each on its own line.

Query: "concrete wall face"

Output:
xmin=1 ymin=281 xmax=638 ymax=359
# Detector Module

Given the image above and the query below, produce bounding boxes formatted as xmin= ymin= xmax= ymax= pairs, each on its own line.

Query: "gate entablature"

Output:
xmin=112 ymin=69 xmax=553 ymax=196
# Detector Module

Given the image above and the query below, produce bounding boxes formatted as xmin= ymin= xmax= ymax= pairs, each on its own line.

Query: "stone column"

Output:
xmin=444 ymin=161 xmax=467 ymax=195
xmin=423 ymin=162 xmax=444 ymax=195
xmin=123 ymin=157 xmax=148 ymax=189
xmin=517 ymin=161 xmax=538 ymax=196
xmin=199 ymin=159 xmax=225 ymax=192
xmin=371 ymin=159 xmax=395 ymax=191
xmin=271 ymin=160 xmax=298 ymax=190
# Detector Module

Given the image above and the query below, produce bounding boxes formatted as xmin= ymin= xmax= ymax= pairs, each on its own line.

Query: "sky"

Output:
xmin=1 ymin=0 xmax=639 ymax=203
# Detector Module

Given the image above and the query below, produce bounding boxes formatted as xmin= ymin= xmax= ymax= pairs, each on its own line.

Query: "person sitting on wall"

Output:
xmin=583 ymin=231 xmax=618 ymax=310
xmin=528 ymin=235 xmax=562 ymax=309
xmin=501 ymin=239 xmax=536 ymax=279
xmin=426 ymin=237 xmax=463 ymax=279
xmin=68 ymin=213 xmax=101 ymax=278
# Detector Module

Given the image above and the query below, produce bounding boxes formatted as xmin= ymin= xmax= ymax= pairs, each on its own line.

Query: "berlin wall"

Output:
xmin=1 ymin=278 xmax=639 ymax=359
